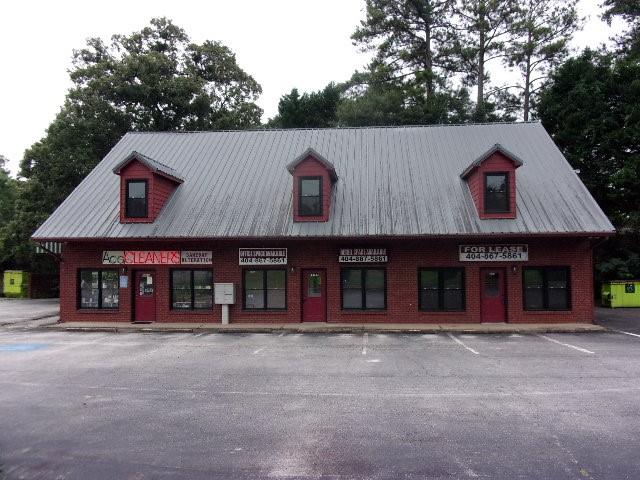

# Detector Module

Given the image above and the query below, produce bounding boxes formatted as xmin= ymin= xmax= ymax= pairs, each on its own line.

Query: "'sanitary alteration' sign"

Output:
xmin=102 ymin=251 xmax=212 ymax=265
xmin=458 ymin=244 xmax=528 ymax=262
xmin=339 ymin=248 xmax=388 ymax=263
xmin=239 ymin=248 xmax=288 ymax=265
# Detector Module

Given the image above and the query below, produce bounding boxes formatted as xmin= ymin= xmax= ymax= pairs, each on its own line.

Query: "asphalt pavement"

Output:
xmin=0 ymin=315 xmax=640 ymax=479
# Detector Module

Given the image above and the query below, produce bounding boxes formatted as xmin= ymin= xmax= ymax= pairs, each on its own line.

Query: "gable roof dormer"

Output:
xmin=461 ymin=144 xmax=523 ymax=220
xmin=113 ymin=151 xmax=183 ymax=224
xmin=288 ymin=147 xmax=338 ymax=222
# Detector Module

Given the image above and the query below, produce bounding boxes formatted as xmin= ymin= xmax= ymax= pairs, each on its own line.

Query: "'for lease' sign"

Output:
xmin=458 ymin=245 xmax=528 ymax=262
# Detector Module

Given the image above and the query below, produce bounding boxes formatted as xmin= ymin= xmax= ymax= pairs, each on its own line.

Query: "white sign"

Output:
xmin=102 ymin=250 xmax=212 ymax=265
xmin=459 ymin=244 xmax=528 ymax=262
xmin=239 ymin=248 xmax=288 ymax=265
xmin=339 ymin=248 xmax=388 ymax=263
xmin=181 ymin=251 xmax=213 ymax=264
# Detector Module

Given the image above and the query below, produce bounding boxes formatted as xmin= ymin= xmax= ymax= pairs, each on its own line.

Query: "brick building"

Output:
xmin=32 ymin=123 xmax=614 ymax=324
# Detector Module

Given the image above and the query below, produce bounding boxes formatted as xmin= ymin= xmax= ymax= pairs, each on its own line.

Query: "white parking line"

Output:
xmin=447 ymin=333 xmax=479 ymax=355
xmin=537 ymin=334 xmax=594 ymax=354
xmin=252 ymin=347 xmax=265 ymax=355
xmin=362 ymin=333 xmax=368 ymax=355
xmin=610 ymin=329 xmax=640 ymax=339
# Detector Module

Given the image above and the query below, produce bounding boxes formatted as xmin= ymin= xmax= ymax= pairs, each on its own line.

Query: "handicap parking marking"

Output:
xmin=537 ymin=334 xmax=595 ymax=354
xmin=0 ymin=343 xmax=49 ymax=352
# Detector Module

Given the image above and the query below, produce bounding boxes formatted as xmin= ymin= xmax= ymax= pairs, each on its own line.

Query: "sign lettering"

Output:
xmin=239 ymin=248 xmax=288 ymax=265
xmin=102 ymin=251 xmax=212 ymax=265
xmin=339 ymin=248 xmax=388 ymax=263
xmin=458 ymin=244 xmax=528 ymax=262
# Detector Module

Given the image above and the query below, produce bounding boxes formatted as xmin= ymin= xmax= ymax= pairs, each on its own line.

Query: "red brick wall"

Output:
xmin=292 ymin=156 xmax=332 ymax=222
xmin=59 ymin=237 xmax=595 ymax=324
xmin=118 ymin=159 xmax=178 ymax=223
xmin=467 ymin=152 xmax=518 ymax=219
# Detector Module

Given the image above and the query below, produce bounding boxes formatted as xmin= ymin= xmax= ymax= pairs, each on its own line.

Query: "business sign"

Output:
xmin=239 ymin=248 xmax=288 ymax=265
xmin=339 ymin=248 xmax=388 ymax=263
xmin=102 ymin=251 xmax=212 ymax=265
xmin=458 ymin=244 xmax=528 ymax=262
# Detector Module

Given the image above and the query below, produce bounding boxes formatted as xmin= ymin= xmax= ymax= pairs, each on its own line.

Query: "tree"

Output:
xmin=602 ymin=0 xmax=640 ymax=58
xmin=0 ymin=155 xmax=19 ymax=269
xmin=447 ymin=0 xmax=519 ymax=120
xmin=351 ymin=0 xmax=456 ymax=97
xmin=268 ymin=83 xmax=343 ymax=128
xmin=7 ymin=17 xmax=263 ymax=272
xmin=537 ymin=49 xmax=640 ymax=280
xmin=505 ymin=0 xmax=581 ymax=120
xmin=337 ymin=83 xmax=475 ymax=126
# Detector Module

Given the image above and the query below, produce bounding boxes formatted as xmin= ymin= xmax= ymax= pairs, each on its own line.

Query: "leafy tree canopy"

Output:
xmin=5 ymin=17 xmax=263 ymax=271
xmin=268 ymin=83 xmax=343 ymax=128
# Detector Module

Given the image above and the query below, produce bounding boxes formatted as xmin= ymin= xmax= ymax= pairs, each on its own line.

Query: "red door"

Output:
xmin=302 ymin=269 xmax=326 ymax=322
xmin=134 ymin=271 xmax=156 ymax=322
xmin=481 ymin=268 xmax=506 ymax=322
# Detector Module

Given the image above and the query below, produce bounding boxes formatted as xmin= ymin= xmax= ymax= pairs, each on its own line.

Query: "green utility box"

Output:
xmin=602 ymin=280 xmax=640 ymax=308
xmin=2 ymin=271 xmax=31 ymax=298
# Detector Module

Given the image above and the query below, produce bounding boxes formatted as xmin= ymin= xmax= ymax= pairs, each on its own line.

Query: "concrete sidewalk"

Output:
xmin=45 ymin=320 xmax=604 ymax=334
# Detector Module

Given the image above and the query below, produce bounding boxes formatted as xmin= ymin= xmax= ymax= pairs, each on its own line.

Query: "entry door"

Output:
xmin=481 ymin=268 xmax=506 ymax=322
xmin=134 ymin=271 xmax=156 ymax=322
xmin=302 ymin=269 xmax=326 ymax=322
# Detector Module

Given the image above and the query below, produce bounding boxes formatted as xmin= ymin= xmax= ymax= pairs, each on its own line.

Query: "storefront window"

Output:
xmin=523 ymin=267 xmax=570 ymax=311
xmin=341 ymin=268 xmax=386 ymax=310
xmin=171 ymin=270 xmax=213 ymax=310
xmin=419 ymin=268 xmax=465 ymax=311
xmin=243 ymin=269 xmax=286 ymax=310
xmin=79 ymin=269 xmax=119 ymax=309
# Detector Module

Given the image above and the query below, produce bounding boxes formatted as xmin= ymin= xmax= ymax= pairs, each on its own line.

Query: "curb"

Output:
xmin=41 ymin=323 xmax=606 ymax=335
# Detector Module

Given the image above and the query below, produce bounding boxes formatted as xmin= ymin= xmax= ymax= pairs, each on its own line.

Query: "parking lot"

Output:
xmin=1 ymin=312 xmax=639 ymax=480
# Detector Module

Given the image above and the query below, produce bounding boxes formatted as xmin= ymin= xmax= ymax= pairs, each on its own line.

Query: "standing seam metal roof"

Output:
xmin=32 ymin=122 xmax=615 ymax=240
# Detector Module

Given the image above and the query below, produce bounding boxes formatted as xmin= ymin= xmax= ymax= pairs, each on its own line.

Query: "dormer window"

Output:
xmin=287 ymin=147 xmax=338 ymax=223
xmin=299 ymin=177 xmax=323 ymax=216
xmin=126 ymin=180 xmax=148 ymax=218
xmin=460 ymin=144 xmax=522 ymax=220
xmin=484 ymin=173 xmax=509 ymax=214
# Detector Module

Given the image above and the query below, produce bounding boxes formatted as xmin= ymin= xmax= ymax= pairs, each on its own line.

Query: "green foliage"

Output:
xmin=351 ymin=0 xmax=456 ymax=96
xmin=268 ymin=83 xmax=343 ymax=128
xmin=602 ymin=0 xmax=640 ymax=58
xmin=505 ymin=0 xmax=581 ymax=120
xmin=4 ymin=17 xmax=263 ymax=272
xmin=538 ymin=48 xmax=640 ymax=279
xmin=0 ymin=156 xmax=19 ymax=269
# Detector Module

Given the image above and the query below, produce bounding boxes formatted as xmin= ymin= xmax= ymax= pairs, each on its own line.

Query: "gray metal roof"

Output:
xmin=32 ymin=122 xmax=615 ymax=240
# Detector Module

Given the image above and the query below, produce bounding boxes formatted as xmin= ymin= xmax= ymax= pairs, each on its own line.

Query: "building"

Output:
xmin=32 ymin=123 xmax=614 ymax=324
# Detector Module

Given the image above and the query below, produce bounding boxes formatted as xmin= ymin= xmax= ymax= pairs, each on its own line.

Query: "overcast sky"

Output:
xmin=0 ymin=0 xmax=624 ymax=177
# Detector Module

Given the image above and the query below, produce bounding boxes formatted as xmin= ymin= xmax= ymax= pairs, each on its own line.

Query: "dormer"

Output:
xmin=112 ymin=151 xmax=183 ymax=223
xmin=287 ymin=147 xmax=338 ymax=222
xmin=460 ymin=144 xmax=523 ymax=220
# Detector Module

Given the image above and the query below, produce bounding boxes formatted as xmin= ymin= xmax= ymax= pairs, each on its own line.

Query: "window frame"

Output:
xmin=484 ymin=172 xmax=510 ymax=214
xmin=242 ymin=268 xmax=288 ymax=311
xmin=340 ymin=267 xmax=387 ymax=311
xmin=77 ymin=269 xmax=120 ymax=310
xmin=522 ymin=266 xmax=571 ymax=311
xmin=170 ymin=269 xmax=214 ymax=311
xmin=418 ymin=267 xmax=466 ymax=312
xmin=125 ymin=179 xmax=149 ymax=218
xmin=298 ymin=176 xmax=323 ymax=217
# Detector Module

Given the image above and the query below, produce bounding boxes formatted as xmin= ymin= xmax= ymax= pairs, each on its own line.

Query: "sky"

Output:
xmin=0 ymin=0 xmax=625 ymax=178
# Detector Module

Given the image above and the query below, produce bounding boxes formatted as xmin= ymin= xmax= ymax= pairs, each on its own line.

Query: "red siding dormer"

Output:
xmin=113 ymin=151 xmax=183 ymax=224
xmin=461 ymin=144 xmax=523 ymax=220
xmin=287 ymin=148 xmax=338 ymax=222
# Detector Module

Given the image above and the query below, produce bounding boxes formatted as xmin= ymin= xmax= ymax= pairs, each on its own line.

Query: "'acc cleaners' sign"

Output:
xmin=102 ymin=251 xmax=212 ymax=265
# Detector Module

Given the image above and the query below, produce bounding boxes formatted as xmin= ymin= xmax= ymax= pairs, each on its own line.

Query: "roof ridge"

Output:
xmin=125 ymin=121 xmax=542 ymax=135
